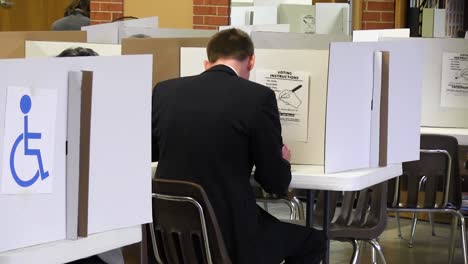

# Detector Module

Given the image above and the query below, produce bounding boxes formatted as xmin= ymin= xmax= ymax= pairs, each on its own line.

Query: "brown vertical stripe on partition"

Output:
xmin=379 ymin=52 xmax=390 ymax=167
xmin=78 ymin=71 xmax=93 ymax=237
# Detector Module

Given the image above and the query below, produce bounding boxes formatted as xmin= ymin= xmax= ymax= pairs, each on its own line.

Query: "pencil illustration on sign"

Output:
xmin=279 ymin=85 xmax=303 ymax=108
xmin=455 ymin=68 xmax=468 ymax=81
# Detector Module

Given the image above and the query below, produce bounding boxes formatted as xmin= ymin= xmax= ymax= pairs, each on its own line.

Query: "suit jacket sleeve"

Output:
xmin=252 ymin=89 xmax=291 ymax=195
xmin=151 ymin=86 xmax=160 ymax=162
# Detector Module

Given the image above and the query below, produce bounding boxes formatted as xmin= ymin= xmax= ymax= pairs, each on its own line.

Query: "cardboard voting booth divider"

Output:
xmin=0 ymin=31 xmax=86 ymax=59
xmin=25 ymin=41 xmax=122 ymax=58
xmin=121 ymin=37 xmax=210 ymax=87
xmin=0 ymin=55 xmax=152 ymax=252
xmin=82 ymin=17 xmax=159 ymax=44
xmin=278 ymin=4 xmax=315 ymax=34
xmin=352 ymin=29 xmax=410 ymax=42
xmin=180 ymin=41 xmax=424 ymax=173
xmin=382 ymin=38 xmax=468 ymax=128
xmin=251 ymin=32 xmax=350 ymax=50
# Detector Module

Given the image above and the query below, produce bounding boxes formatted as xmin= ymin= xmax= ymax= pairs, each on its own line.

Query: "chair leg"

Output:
xmin=292 ymin=196 xmax=305 ymax=220
xmin=409 ymin=212 xmax=418 ymax=248
xmin=350 ymin=239 xmax=360 ymax=264
xmin=371 ymin=246 xmax=377 ymax=264
xmin=368 ymin=239 xmax=387 ymax=264
xmin=448 ymin=215 xmax=458 ymax=264
xmin=429 ymin=213 xmax=436 ymax=236
xmin=149 ymin=223 xmax=164 ymax=264
xmin=458 ymin=214 xmax=468 ymax=264
xmin=395 ymin=212 xmax=402 ymax=239
xmin=263 ymin=201 xmax=269 ymax=211
xmin=285 ymin=200 xmax=296 ymax=220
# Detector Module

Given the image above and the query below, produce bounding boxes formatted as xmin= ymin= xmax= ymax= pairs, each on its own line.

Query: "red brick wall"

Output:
xmin=193 ymin=0 xmax=230 ymax=29
xmin=90 ymin=0 xmax=124 ymax=25
xmin=362 ymin=0 xmax=395 ymax=29
xmin=91 ymin=0 xmax=396 ymax=30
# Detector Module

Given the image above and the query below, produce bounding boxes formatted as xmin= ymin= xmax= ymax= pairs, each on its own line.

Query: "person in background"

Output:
xmin=52 ymin=0 xmax=90 ymax=31
xmin=152 ymin=28 xmax=326 ymax=263
xmin=57 ymin=47 xmax=99 ymax=57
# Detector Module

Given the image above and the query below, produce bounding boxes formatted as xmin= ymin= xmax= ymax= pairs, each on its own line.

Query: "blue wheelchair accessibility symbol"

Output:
xmin=9 ymin=95 xmax=49 ymax=187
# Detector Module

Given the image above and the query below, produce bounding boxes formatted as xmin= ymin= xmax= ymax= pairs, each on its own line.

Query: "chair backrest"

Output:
xmin=329 ymin=182 xmax=388 ymax=240
xmin=150 ymin=179 xmax=232 ymax=264
xmin=398 ymin=134 xmax=460 ymax=209
xmin=312 ymin=182 xmax=388 ymax=240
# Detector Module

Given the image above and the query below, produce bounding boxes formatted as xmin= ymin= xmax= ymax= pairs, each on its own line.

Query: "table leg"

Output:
xmin=323 ymin=191 xmax=330 ymax=264
xmin=306 ymin=190 xmax=316 ymax=227
xmin=306 ymin=190 xmax=330 ymax=264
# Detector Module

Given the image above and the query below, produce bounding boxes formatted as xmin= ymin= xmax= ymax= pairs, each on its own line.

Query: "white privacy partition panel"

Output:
xmin=278 ymin=4 xmax=315 ymax=34
xmin=326 ymin=40 xmax=424 ymax=173
xmin=25 ymin=41 xmax=122 ymax=57
xmin=219 ymin=24 xmax=290 ymax=35
xmin=315 ymin=3 xmax=350 ymax=35
xmin=352 ymin=28 xmax=410 ymax=42
xmin=0 ymin=55 xmax=152 ymax=252
xmin=82 ymin=17 xmax=159 ymax=44
xmin=251 ymin=32 xmax=350 ymax=50
xmin=382 ymin=38 xmax=468 ymax=128
xmin=118 ymin=27 xmax=216 ymax=42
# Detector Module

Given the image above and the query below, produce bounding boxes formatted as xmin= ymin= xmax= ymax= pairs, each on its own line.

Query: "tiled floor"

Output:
xmin=263 ymin=203 xmax=466 ymax=264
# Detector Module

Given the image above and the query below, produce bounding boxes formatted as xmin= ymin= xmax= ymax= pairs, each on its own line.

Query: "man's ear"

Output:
xmin=247 ymin=55 xmax=255 ymax=71
xmin=203 ymin=60 xmax=212 ymax=70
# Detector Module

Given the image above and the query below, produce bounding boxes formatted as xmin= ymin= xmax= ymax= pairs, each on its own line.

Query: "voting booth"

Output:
xmin=122 ymin=37 xmax=211 ymax=87
xmin=82 ymin=17 xmax=159 ymax=44
xmin=381 ymin=38 xmax=468 ymax=129
xmin=0 ymin=31 xmax=86 ymax=59
xmin=119 ymin=27 xmax=216 ymax=41
xmin=25 ymin=41 xmax=122 ymax=58
xmin=0 ymin=55 xmax=152 ymax=252
xmin=180 ymin=38 xmax=424 ymax=173
xmin=229 ymin=1 xmax=349 ymax=35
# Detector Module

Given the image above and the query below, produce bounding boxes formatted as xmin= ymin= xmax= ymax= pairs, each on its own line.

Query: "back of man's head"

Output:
xmin=206 ymin=28 xmax=254 ymax=63
xmin=57 ymin=47 xmax=99 ymax=57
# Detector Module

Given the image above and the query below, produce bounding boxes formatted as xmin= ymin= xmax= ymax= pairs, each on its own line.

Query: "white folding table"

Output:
xmin=0 ymin=225 xmax=141 ymax=264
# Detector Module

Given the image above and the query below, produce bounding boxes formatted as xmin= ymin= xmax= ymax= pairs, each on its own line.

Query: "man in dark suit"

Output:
xmin=152 ymin=28 xmax=325 ymax=263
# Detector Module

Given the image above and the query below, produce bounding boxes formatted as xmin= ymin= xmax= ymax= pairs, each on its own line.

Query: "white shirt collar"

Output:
xmin=222 ymin=64 xmax=239 ymax=76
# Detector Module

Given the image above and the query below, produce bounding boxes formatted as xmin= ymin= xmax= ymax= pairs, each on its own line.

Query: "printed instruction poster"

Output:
xmin=256 ymin=70 xmax=310 ymax=142
xmin=440 ymin=52 xmax=468 ymax=108
xmin=1 ymin=86 xmax=58 ymax=194
xmin=301 ymin=14 xmax=316 ymax=34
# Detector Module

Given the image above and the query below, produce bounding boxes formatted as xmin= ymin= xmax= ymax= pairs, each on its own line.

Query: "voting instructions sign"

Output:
xmin=1 ymin=86 xmax=58 ymax=194
xmin=256 ymin=70 xmax=310 ymax=142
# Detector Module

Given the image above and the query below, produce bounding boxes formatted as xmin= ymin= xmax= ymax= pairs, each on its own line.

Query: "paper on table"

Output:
xmin=440 ymin=52 xmax=468 ymax=109
xmin=256 ymin=70 xmax=310 ymax=142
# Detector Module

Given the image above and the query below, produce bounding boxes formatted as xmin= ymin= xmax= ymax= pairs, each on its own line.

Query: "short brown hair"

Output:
xmin=206 ymin=28 xmax=254 ymax=63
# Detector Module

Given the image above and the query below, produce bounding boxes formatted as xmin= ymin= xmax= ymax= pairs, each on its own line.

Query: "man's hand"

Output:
xmin=282 ymin=145 xmax=291 ymax=162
